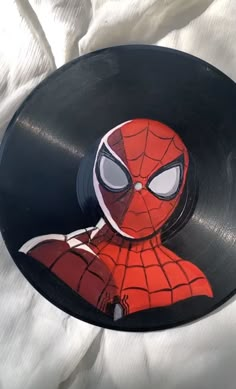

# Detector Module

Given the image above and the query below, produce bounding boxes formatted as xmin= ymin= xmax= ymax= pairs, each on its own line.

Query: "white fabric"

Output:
xmin=0 ymin=1 xmax=236 ymax=388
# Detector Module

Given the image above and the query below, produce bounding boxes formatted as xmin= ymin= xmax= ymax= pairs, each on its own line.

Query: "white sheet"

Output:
xmin=0 ymin=1 xmax=236 ymax=388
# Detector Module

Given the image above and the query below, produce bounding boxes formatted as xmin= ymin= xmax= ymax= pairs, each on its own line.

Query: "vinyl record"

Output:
xmin=0 ymin=45 xmax=236 ymax=331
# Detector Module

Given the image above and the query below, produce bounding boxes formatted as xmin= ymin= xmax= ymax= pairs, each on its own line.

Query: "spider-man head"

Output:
xmin=93 ymin=119 xmax=189 ymax=239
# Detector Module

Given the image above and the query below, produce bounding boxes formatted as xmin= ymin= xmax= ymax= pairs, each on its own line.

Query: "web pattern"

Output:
xmin=100 ymin=119 xmax=189 ymax=238
xmin=29 ymin=227 xmax=213 ymax=316
xmin=25 ymin=119 xmax=213 ymax=318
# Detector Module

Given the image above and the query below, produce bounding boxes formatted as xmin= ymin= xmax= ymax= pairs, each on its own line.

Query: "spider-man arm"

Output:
xmin=18 ymin=222 xmax=117 ymax=311
xmin=19 ymin=227 xmax=98 ymax=288
xmin=19 ymin=218 xmax=107 ymax=264
xmin=20 ymin=233 xmax=70 ymax=266
xmin=19 ymin=226 xmax=96 ymax=258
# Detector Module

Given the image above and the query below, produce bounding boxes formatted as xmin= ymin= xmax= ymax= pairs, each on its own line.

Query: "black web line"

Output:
xmin=78 ymin=259 xmax=185 ymax=270
xmin=89 ymin=234 xmax=119 ymax=258
xmin=122 ymin=205 xmax=174 ymax=233
xmin=76 ymin=257 xmax=100 ymax=292
xmin=127 ymin=154 xmax=162 ymax=163
xmin=90 ymin=229 xmax=118 ymax=247
xmin=120 ymin=225 xmax=155 ymax=234
xmin=76 ymin=234 xmax=121 ymax=293
xmin=100 ymin=293 xmax=110 ymax=311
xmin=122 ymin=277 xmax=204 ymax=294
xmin=158 ymin=244 xmax=193 ymax=295
xmin=148 ymin=130 xmax=174 ymax=141
xmin=123 ymin=126 xmax=148 ymax=138
xmin=70 ymin=227 xmax=94 ymax=243
xmin=110 ymin=139 xmax=121 ymax=147
xmin=111 ymin=190 xmax=134 ymax=228
xmin=130 ymin=242 xmax=142 ymax=253
xmin=88 ymin=269 xmax=106 ymax=283
xmin=123 ymin=129 xmax=182 ymax=180
xmin=126 ymin=130 xmax=175 ymax=179
xmin=49 ymin=228 xmax=95 ymax=270
xmin=130 ymin=153 xmax=163 ymax=178
xmin=100 ymin=294 xmax=106 ymax=311
xmin=90 ymin=225 xmax=126 ymax=254
xmin=95 ymin=252 xmax=116 ymax=265
xmin=120 ymin=241 xmax=132 ymax=294
xmin=140 ymin=241 xmax=151 ymax=307
xmin=147 ymin=138 xmax=174 ymax=179
xmin=121 ymin=191 xmax=156 ymax=236
xmin=150 ymin=240 xmax=173 ymax=303
xmin=76 ymin=255 xmax=98 ymax=292
xmin=127 ymin=151 xmax=145 ymax=161
xmin=49 ymin=245 xmax=81 ymax=270
xmin=67 ymin=250 xmax=89 ymax=264
xmin=131 ymin=172 xmax=155 ymax=179
xmin=110 ymin=189 xmax=132 ymax=205
xmin=96 ymin=240 xmax=123 ymax=309
xmin=138 ymin=124 xmax=149 ymax=177
xmin=129 ymin=246 xmax=151 ymax=253
xmin=172 ymin=136 xmax=184 ymax=152
xmin=122 ymin=194 xmax=175 ymax=234
xmin=109 ymin=137 xmax=122 ymax=147
xmin=127 ymin=204 xmax=163 ymax=216
xmin=108 ymin=127 xmax=135 ymax=227
xmin=140 ymin=192 xmax=156 ymax=231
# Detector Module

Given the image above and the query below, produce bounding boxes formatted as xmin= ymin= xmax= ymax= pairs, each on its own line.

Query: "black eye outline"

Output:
xmin=95 ymin=145 xmax=132 ymax=193
xmin=147 ymin=154 xmax=184 ymax=200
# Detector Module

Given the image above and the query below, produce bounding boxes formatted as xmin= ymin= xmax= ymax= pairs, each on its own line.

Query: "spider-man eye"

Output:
xmin=98 ymin=155 xmax=130 ymax=192
xmin=148 ymin=165 xmax=181 ymax=199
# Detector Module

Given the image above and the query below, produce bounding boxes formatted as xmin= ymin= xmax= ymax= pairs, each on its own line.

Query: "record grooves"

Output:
xmin=0 ymin=45 xmax=235 ymax=331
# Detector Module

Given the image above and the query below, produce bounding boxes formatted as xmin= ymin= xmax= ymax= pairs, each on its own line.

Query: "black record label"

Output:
xmin=0 ymin=45 xmax=236 ymax=331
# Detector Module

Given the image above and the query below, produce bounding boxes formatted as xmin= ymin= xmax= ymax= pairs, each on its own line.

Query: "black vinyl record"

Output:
xmin=0 ymin=45 xmax=236 ymax=331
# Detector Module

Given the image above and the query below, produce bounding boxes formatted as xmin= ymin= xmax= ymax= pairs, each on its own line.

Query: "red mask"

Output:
xmin=93 ymin=119 xmax=189 ymax=239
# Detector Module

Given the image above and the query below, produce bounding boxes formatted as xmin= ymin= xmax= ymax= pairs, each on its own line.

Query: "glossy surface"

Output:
xmin=0 ymin=45 xmax=236 ymax=331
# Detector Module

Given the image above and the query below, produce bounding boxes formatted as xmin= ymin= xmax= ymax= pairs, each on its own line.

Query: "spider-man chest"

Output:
xmin=71 ymin=235 xmax=211 ymax=317
xmin=26 ymin=226 xmax=212 ymax=319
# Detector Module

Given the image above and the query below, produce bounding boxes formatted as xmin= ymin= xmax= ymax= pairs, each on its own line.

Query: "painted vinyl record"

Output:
xmin=0 ymin=45 xmax=236 ymax=331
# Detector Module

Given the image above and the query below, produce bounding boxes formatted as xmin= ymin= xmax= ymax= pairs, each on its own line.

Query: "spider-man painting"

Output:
xmin=19 ymin=119 xmax=213 ymax=320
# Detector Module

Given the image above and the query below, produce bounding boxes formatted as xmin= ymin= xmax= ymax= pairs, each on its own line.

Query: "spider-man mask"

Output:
xmin=93 ymin=119 xmax=189 ymax=239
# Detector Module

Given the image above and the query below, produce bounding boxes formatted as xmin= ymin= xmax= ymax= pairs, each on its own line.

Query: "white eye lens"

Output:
xmin=148 ymin=166 xmax=181 ymax=198
xmin=99 ymin=155 xmax=129 ymax=190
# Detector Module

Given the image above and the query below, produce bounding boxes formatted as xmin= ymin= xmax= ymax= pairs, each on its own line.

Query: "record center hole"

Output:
xmin=134 ymin=182 xmax=143 ymax=191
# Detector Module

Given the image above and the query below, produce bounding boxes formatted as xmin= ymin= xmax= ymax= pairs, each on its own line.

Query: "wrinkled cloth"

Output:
xmin=0 ymin=1 xmax=236 ymax=388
